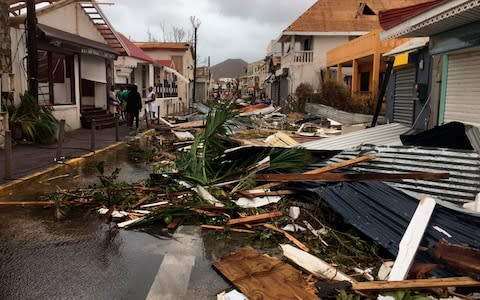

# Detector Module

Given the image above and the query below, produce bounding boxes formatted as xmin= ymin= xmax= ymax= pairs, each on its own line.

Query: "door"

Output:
xmin=392 ymin=67 xmax=416 ymax=124
xmin=445 ymin=50 xmax=480 ymax=126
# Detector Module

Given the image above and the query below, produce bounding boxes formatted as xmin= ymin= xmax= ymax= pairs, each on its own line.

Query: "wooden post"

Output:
xmin=114 ymin=116 xmax=119 ymax=142
xmin=157 ymin=106 xmax=160 ymax=125
xmin=4 ymin=130 xmax=12 ymax=179
xmin=336 ymin=64 xmax=343 ymax=83
xmin=371 ymin=52 xmax=381 ymax=100
xmin=352 ymin=59 xmax=359 ymax=94
xmin=90 ymin=119 xmax=96 ymax=152
xmin=56 ymin=119 xmax=65 ymax=160
xmin=166 ymin=103 xmax=169 ymax=117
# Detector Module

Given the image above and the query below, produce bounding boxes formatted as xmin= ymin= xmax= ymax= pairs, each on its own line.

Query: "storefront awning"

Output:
xmin=37 ymin=23 xmax=118 ymax=59
xmin=383 ymin=37 xmax=429 ymax=57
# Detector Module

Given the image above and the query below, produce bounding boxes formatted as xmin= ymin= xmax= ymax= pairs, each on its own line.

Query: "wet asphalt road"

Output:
xmin=0 ymin=206 xmax=231 ymax=300
xmin=0 ymin=146 xmax=233 ymax=299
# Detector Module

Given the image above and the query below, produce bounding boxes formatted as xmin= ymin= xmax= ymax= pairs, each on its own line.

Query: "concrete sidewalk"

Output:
xmin=0 ymin=125 xmax=137 ymax=185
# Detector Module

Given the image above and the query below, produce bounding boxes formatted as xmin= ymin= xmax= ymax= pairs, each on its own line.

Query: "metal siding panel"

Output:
xmin=321 ymin=145 xmax=480 ymax=204
xmin=393 ymin=67 xmax=416 ymax=124
xmin=445 ymin=50 xmax=480 ymax=126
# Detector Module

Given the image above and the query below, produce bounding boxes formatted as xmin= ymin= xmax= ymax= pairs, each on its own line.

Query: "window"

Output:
xmin=360 ymin=72 xmax=370 ymax=92
xmin=303 ymin=38 xmax=312 ymax=51
xmin=358 ymin=2 xmax=376 ymax=16
xmin=37 ymin=50 xmax=75 ymax=106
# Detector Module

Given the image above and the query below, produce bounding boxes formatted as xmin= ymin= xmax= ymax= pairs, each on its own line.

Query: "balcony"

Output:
xmin=282 ymin=50 xmax=314 ymax=65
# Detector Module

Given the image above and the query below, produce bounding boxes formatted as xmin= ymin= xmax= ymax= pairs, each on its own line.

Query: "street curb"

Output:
xmin=0 ymin=141 xmax=125 ymax=196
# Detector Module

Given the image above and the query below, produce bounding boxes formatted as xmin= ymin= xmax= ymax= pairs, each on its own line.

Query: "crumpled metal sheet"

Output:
xmin=306 ymin=181 xmax=480 ymax=256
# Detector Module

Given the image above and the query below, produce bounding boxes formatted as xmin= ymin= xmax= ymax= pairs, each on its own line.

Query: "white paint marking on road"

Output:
xmin=146 ymin=226 xmax=203 ymax=299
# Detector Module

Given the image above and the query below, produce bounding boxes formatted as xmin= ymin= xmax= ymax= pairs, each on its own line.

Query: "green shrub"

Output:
xmin=3 ymin=91 xmax=59 ymax=143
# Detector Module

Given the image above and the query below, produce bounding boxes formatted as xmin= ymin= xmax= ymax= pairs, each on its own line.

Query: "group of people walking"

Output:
xmin=108 ymin=85 xmax=157 ymax=129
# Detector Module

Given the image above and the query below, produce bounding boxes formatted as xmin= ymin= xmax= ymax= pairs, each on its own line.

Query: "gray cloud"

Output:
xmin=102 ymin=0 xmax=316 ymax=65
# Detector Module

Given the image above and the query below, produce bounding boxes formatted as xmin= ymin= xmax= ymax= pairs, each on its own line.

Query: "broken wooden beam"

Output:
xmin=389 ymin=197 xmax=436 ymax=281
xmin=255 ymin=155 xmax=376 ymax=190
xmin=131 ymin=195 xmax=151 ymax=209
xmin=264 ymin=224 xmax=309 ymax=252
xmin=281 ymin=244 xmax=355 ymax=282
xmin=226 ymin=211 xmax=283 ymax=226
xmin=0 ymin=201 xmax=54 ymax=205
xmin=352 ymin=277 xmax=480 ymax=291
xmin=201 ymin=225 xmax=255 ymax=234
xmin=256 ymin=172 xmax=449 ymax=182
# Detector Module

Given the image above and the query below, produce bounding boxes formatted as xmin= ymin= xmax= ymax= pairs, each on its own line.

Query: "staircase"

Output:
xmin=80 ymin=107 xmax=122 ymax=129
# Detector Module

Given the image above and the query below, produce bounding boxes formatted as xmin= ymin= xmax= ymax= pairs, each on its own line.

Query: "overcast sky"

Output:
xmin=102 ymin=0 xmax=316 ymax=66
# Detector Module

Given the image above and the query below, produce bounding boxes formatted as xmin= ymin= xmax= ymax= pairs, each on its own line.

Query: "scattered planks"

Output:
xmin=226 ymin=211 xmax=283 ymax=226
xmin=213 ymin=247 xmax=318 ymax=300
xmin=352 ymin=277 xmax=480 ymax=291
xmin=256 ymin=172 xmax=449 ymax=182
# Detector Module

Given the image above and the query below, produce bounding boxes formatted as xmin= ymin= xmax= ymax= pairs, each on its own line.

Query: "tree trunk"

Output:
xmin=0 ymin=0 xmax=12 ymax=73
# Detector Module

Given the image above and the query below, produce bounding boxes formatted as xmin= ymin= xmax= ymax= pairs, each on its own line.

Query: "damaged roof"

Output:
xmin=324 ymin=145 xmax=480 ymax=204
xmin=282 ymin=0 xmax=431 ymax=34
xmin=305 ymin=181 xmax=480 ymax=257
xmin=301 ymin=123 xmax=409 ymax=151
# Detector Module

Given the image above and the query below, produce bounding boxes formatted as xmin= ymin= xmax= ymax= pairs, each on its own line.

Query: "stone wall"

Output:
xmin=0 ymin=0 xmax=12 ymax=73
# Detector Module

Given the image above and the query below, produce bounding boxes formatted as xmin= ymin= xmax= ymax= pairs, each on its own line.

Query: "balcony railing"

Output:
xmin=283 ymin=50 xmax=314 ymax=65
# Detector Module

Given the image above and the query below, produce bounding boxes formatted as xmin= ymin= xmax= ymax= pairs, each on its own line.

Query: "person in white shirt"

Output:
xmin=145 ymin=86 xmax=157 ymax=120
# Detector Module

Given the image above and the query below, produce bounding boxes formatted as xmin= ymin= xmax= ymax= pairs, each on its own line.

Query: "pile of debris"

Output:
xmin=50 ymin=102 xmax=480 ymax=299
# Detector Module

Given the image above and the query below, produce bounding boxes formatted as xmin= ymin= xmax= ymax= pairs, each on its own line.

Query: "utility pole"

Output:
xmin=26 ymin=0 xmax=38 ymax=100
xmin=190 ymin=16 xmax=200 ymax=104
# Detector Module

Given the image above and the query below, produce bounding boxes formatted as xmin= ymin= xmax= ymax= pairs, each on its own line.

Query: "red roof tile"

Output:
xmin=379 ymin=0 xmax=447 ymax=30
xmin=118 ymin=33 xmax=153 ymax=63
xmin=155 ymin=60 xmax=174 ymax=68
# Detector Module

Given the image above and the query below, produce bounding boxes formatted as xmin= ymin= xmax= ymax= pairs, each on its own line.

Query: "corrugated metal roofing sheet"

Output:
xmin=322 ymin=145 xmax=480 ymax=204
xmin=301 ymin=123 xmax=410 ymax=151
xmin=305 ymin=181 xmax=480 ymax=257
xmin=379 ymin=0 xmax=445 ymax=30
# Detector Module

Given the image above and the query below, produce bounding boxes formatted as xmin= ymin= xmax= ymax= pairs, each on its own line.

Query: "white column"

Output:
xmin=148 ymin=63 xmax=154 ymax=88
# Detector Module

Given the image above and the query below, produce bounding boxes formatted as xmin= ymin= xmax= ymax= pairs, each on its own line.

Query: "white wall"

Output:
xmin=37 ymin=2 xmax=106 ymax=44
xmin=52 ymin=105 xmax=80 ymax=130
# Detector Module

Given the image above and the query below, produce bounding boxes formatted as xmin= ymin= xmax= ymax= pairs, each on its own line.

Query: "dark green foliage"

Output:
xmin=3 ymin=91 xmax=59 ymax=143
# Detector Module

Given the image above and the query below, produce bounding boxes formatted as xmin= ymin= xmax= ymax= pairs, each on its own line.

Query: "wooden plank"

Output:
xmin=255 ymin=155 xmax=375 ymax=190
xmin=132 ymin=195 xmax=151 ymax=209
xmin=304 ymin=155 xmax=376 ymax=174
xmin=256 ymin=172 xmax=449 ymax=182
xmin=213 ymin=247 xmax=318 ymax=300
xmin=281 ymin=244 xmax=354 ymax=282
xmin=226 ymin=211 xmax=283 ymax=226
xmin=201 ymin=225 xmax=255 ymax=234
xmin=0 ymin=201 xmax=54 ymax=205
xmin=264 ymin=224 xmax=310 ymax=252
xmin=352 ymin=277 xmax=480 ymax=291
xmin=389 ymin=197 xmax=436 ymax=280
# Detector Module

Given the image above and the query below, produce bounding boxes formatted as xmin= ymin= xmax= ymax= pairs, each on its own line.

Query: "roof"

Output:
xmin=155 ymin=60 xmax=174 ymax=68
xmin=379 ymin=0 xmax=446 ymax=30
xmin=282 ymin=0 xmax=431 ymax=34
xmin=133 ymin=42 xmax=191 ymax=51
xmin=383 ymin=37 xmax=429 ymax=56
xmin=118 ymin=33 xmax=152 ymax=63
xmin=37 ymin=23 xmax=118 ymax=56
xmin=324 ymin=145 xmax=480 ymax=204
xmin=305 ymin=181 xmax=480 ymax=258
xmin=381 ymin=0 xmax=480 ymax=40
xmin=8 ymin=0 xmax=127 ymax=55
xmin=301 ymin=123 xmax=410 ymax=150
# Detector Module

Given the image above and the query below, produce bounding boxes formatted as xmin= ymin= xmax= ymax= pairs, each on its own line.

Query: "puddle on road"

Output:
xmin=0 ymin=145 xmax=151 ymax=200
